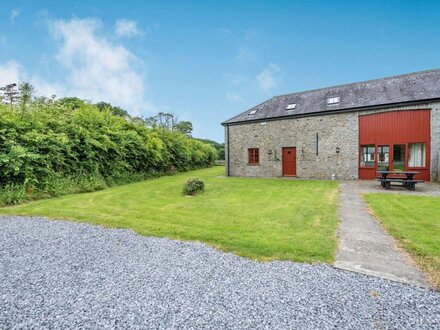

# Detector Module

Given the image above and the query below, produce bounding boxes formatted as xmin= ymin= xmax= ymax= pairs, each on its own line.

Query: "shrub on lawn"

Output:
xmin=183 ymin=178 xmax=205 ymax=196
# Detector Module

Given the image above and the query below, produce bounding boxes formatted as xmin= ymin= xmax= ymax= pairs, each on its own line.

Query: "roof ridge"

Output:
xmin=273 ymin=68 xmax=440 ymax=99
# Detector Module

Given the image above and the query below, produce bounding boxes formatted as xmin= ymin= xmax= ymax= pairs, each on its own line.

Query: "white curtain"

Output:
xmin=408 ymin=143 xmax=426 ymax=167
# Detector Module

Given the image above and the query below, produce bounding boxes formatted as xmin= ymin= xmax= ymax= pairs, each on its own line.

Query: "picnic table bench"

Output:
xmin=376 ymin=171 xmax=423 ymax=191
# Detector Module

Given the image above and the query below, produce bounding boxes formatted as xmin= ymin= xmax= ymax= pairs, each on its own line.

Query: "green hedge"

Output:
xmin=0 ymin=100 xmax=216 ymax=205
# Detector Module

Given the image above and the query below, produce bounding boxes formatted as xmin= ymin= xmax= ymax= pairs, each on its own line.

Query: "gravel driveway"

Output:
xmin=1 ymin=216 xmax=439 ymax=329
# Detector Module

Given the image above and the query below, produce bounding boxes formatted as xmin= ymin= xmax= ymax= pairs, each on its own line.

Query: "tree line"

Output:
xmin=0 ymin=83 xmax=218 ymax=205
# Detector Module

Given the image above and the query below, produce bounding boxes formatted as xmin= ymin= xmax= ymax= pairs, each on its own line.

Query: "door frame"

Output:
xmin=282 ymin=147 xmax=297 ymax=177
xmin=390 ymin=143 xmax=406 ymax=172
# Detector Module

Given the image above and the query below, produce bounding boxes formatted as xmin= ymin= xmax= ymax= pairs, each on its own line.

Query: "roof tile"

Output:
xmin=222 ymin=69 xmax=440 ymax=124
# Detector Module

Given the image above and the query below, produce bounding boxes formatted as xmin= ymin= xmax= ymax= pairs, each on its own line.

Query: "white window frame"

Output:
xmin=327 ymin=96 xmax=340 ymax=105
xmin=286 ymin=103 xmax=296 ymax=110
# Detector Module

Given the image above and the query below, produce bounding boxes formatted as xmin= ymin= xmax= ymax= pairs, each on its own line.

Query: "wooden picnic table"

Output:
xmin=376 ymin=171 xmax=422 ymax=191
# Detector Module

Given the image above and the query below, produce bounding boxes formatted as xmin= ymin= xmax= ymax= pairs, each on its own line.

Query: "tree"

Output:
xmin=174 ymin=121 xmax=193 ymax=136
xmin=145 ymin=112 xmax=178 ymax=130
xmin=57 ymin=97 xmax=86 ymax=110
xmin=194 ymin=138 xmax=225 ymax=160
xmin=0 ymin=83 xmax=20 ymax=106
xmin=19 ymin=82 xmax=35 ymax=109
xmin=96 ymin=102 xmax=129 ymax=118
xmin=130 ymin=116 xmax=147 ymax=126
xmin=218 ymin=143 xmax=225 ymax=160
xmin=145 ymin=113 xmax=194 ymax=135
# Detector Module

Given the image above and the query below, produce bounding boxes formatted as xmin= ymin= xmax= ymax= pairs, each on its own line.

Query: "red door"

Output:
xmin=282 ymin=147 xmax=296 ymax=176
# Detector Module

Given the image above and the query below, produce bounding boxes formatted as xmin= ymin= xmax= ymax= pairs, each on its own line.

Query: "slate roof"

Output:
xmin=222 ymin=69 xmax=440 ymax=125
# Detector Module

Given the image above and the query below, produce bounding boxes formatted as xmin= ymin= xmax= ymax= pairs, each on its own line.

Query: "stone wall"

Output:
xmin=225 ymin=102 xmax=440 ymax=181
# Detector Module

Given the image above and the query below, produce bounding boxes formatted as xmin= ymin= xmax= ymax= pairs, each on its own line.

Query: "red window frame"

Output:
xmin=359 ymin=145 xmax=376 ymax=168
xmin=407 ymin=142 xmax=427 ymax=169
xmin=248 ymin=148 xmax=259 ymax=165
xmin=359 ymin=143 xmax=429 ymax=171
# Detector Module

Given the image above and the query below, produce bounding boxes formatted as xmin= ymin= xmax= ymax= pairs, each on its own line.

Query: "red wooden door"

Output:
xmin=282 ymin=147 xmax=296 ymax=176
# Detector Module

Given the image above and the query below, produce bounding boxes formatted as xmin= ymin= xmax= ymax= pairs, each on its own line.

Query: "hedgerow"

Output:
xmin=0 ymin=99 xmax=216 ymax=205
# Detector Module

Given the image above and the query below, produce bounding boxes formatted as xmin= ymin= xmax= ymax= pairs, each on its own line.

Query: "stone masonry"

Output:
xmin=225 ymin=103 xmax=440 ymax=181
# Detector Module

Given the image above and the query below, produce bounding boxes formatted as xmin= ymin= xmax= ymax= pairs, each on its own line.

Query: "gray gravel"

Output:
xmin=0 ymin=216 xmax=439 ymax=329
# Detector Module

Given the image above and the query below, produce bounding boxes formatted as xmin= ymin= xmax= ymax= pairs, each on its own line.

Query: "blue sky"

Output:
xmin=1 ymin=1 xmax=439 ymax=142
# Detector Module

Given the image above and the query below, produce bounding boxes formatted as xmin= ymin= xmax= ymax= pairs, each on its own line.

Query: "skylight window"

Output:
xmin=327 ymin=96 xmax=340 ymax=105
xmin=286 ymin=103 xmax=296 ymax=110
xmin=249 ymin=109 xmax=257 ymax=115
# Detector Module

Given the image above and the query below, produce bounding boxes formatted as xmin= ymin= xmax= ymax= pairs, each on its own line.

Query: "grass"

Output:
xmin=0 ymin=166 xmax=339 ymax=263
xmin=364 ymin=193 xmax=440 ymax=288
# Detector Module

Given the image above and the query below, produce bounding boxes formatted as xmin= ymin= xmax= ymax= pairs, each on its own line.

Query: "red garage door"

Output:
xmin=359 ymin=110 xmax=431 ymax=181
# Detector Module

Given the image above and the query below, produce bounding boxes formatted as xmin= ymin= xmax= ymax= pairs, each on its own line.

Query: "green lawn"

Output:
xmin=0 ymin=166 xmax=339 ymax=263
xmin=364 ymin=194 xmax=440 ymax=288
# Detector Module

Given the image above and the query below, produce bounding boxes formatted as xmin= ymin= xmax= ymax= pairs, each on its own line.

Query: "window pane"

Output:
xmin=408 ymin=143 xmax=426 ymax=167
xmin=378 ymin=145 xmax=389 ymax=171
xmin=248 ymin=148 xmax=259 ymax=164
xmin=393 ymin=144 xmax=406 ymax=171
xmin=360 ymin=145 xmax=375 ymax=167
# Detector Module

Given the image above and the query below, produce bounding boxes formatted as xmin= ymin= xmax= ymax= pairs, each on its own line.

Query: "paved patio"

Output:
xmin=346 ymin=179 xmax=440 ymax=196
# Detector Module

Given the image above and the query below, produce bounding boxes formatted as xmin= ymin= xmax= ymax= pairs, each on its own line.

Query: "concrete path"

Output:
xmin=335 ymin=182 xmax=429 ymax=287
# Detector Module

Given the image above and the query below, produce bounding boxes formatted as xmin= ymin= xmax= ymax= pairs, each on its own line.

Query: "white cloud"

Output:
xmin=115 ymin=19 xmax=141 ymax=38
xmin=256 ymin=63 xmax=280 ymax=92
xmin=0 ymin=60 xmax=64 ymax=97
xmin=50 ymin=17 xmax=154 ymax=115
xmin=226 ymin=92 xmax=245 ymax=104
xmin=0 ymin=18 xmax=155 ymax=115
xmin=0 ymin=60 xmax=21 ymax=86
xmin=29 ymin=77 xmax=64 ymax=98
xmin=10 ymin=10 xmax=20 ymax=21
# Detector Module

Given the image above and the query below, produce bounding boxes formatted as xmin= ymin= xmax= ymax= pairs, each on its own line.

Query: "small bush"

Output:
xmin=183 ymin=177 xmax=205 ymax=196
xmin=75 ymin=174 xmax=107 ymax=193
xmin=0 ymin=184 xmax=28 ymax=206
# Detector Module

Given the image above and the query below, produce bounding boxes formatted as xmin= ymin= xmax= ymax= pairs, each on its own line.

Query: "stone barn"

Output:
xmin=222 ymin=69 xmax=440 ymax=181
